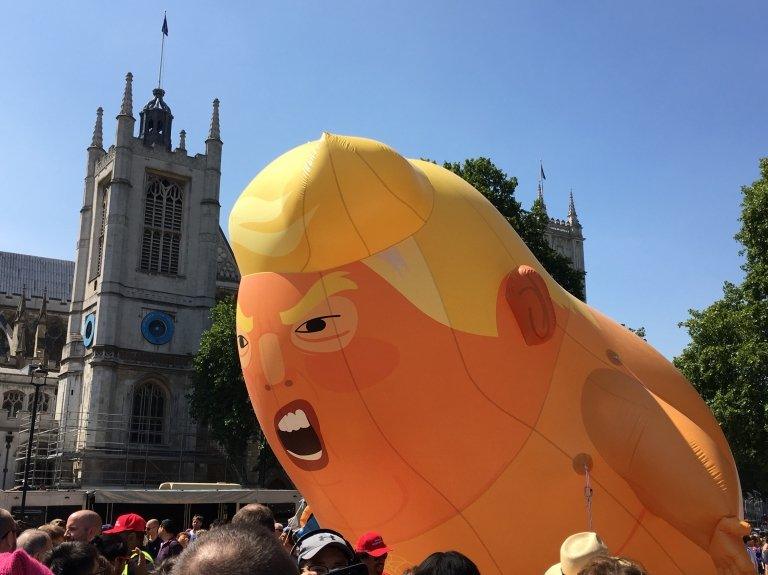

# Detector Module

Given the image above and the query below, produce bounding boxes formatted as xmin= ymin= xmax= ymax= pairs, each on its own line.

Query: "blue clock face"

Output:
xmin=83 ymin=313 xmax=96 ymax=348
xmin=141 ymin=311 xmax=174 ymax=345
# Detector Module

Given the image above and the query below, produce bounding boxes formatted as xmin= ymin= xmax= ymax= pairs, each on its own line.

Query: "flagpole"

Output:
xmin=158 ymin=11 xmax=167 ymax=89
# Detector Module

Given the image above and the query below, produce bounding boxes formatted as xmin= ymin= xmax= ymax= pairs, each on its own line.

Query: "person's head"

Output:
xmin=354 ymin=532 xmax=392 ymax=575
xmin=158 ymin=519 xmax=179 ymax=542
xmin=38 ymin=525 xmax=65 ymax=547
xmin=44 ymin=541 xmax=98 ymax=575
xmin=91 ymin=534 xmax=129 ymax=575
xmin=544 ymin=532 xmax=609 ymax=575
xmin=176 ymin=532 xmax=190 ymax=549
xmin=170 ymin=524 xmax=298 ymax=575
xmin=412 ymin=552 xmax=480 ymax=575
xmin=577 ymin=556 xmax=647 ymax=575
xmin=102 ymin=513 xmax=146 ymax=550
xmin=49 ymin=519 xmax=66 ymax=529
xmin=146 ymin=519 xmax=160 ymax=540
xmin=0 ymin=509 xmax=17 ymax=553
xmin=275 ymin=523 xmax=284 ymax=536
xmin=232 ymin=504 xmax=275 ymax=534
xmin=16 ymin=529 xmax=53 ymax=561
xmin=191 ymin=516 xmax=204 ymax=531
xmin=295 ymin=530 xmax=355 ymax=575
xmin=65 ymin=510 xmax=102 ymax=543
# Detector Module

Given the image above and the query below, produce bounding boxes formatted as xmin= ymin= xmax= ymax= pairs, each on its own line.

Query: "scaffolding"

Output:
xmin=14 ymin=410 xmax=234 ymax=489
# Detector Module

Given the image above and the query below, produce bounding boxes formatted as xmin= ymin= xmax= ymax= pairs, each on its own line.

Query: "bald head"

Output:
xmin=171 ymin=525 xmax=297 ymax=575
xmin=232 ymin=504 xmax=275 ymax=533
xmin=146 ymin=518 xmax=160 ymax=539
xmin=66 ymin=510 xmax=102 ymax=542
xmin=17 ymin=529 xmax=52 ymax=560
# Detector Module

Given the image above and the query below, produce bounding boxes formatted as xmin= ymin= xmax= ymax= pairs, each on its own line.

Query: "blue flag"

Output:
xmin=162 ymin=15 xmax=169 ymax=36
xmin=540 ymin=163 xmax=546 ymax=181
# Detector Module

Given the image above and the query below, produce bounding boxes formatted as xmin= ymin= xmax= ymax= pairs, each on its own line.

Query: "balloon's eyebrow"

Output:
xmin=280 ymin=272 xmax=357 ymax=325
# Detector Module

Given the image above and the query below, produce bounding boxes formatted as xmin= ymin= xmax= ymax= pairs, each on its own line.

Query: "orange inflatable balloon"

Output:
xmin=229 ymin=134 xmax=752 ymax=575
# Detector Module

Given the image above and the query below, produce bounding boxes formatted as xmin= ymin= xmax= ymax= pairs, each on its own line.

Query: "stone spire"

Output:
xmin=34 ymin=290 xmax=48 ymax=362
xmin=535 ymin=182 xmax=547 ymax=214
xmin=36 ymin=289 xmax=47 ymax=322
xmin=90 ymin=107 xmax=104 ymax=149
xmin=207 ymin=98 xmax=221 ymax=141
xmin=568 ymin=189 xmax=580 ymax=227
xmin=13 ymin=287 xmax=26 ymax=323
xmin=178 ymin=129 xmax=186 ymax=151
xmin=10 ymin=288 xmax=27 ymax=361
xmin=119 ymin=72 xmax=134 ymax=117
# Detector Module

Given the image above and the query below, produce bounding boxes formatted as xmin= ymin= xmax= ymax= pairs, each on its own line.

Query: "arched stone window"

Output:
xmin=2 ymin=391 xmax=25 ymax=418
xmin=140 ymin=174 xmax=183 ymax=275
xmin=26 ymin=393 xmax=51 ymax=414
xmin=129 ymin=381 xmax=166 ymax=445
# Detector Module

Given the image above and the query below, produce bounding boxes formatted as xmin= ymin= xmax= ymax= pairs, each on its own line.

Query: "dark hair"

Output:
xmin=45 ymin=541 xmax=99 ymax=575
xmin=232 ymin=504 xmax=275 ymax=533
xmin=171 ymin=524 xmax=298 ymax=575
xmin=96 ymin=555 xmax=114 ymax=575
xmin=161 ymin=519 xmax=180 ymax=536
xmin=92 ymin=534 xmax=129 ymax=561
xmin=192 ymin=515 xmax=204 ymax=523
xmin=577 ymin=556 xmax=648 ymax=575
xmin=413 ymin=551 xmax=480 ymax=575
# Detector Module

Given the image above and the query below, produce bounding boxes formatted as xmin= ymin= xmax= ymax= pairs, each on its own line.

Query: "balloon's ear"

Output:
xmin=505 ymin=265 xmax=556 ymax=345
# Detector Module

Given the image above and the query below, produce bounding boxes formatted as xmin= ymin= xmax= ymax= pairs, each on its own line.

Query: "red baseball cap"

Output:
xmin=355 ymin=532 xmax=392 ymax=557
xmin=103 ymin=513 xmax=146 ymax=534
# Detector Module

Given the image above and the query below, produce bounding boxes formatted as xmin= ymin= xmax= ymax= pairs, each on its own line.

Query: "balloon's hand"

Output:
xmin=708 ymin=517 xmax=752 ymax=575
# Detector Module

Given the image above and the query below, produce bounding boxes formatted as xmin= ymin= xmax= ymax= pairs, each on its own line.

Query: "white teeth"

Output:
xmin=286 ymin=449 xmax=323 ymax=461
xmin=278 ymin=409 xmax=311 ymax=433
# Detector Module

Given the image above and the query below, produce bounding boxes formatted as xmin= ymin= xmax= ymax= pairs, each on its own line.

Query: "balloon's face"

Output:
xmin=237 ymin=261 xmax=508 ymax=481
xmin=237 ymin=263 xmax=405 ymax=474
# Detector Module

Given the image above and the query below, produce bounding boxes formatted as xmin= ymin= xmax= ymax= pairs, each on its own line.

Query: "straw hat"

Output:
xmin=544 ymin=532 xmax=609 ymax=575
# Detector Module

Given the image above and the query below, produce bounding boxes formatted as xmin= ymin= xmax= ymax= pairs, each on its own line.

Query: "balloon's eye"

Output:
xmin=295 ymin=315 xmax=340 ymax=334
xmin=237 ymin=335 xmax=249 ymax=348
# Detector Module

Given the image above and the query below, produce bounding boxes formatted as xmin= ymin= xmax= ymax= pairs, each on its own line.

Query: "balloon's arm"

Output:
xmin=582 ymin=369 xmax=752 ymax=573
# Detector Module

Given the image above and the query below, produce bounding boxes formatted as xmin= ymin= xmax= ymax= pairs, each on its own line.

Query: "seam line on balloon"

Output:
xmin=327 ymin=146 xmax=372 ymax=256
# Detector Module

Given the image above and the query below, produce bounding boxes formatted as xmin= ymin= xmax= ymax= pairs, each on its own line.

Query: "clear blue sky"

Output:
xmin=1 ymin=1 xmax=764 ymax=359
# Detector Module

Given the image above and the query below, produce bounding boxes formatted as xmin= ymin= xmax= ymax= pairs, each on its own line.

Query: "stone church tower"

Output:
xmin=57 ymin=74 xmax=235 ymax=487
xmin=537 ymin=182 xmax=586 ymax=297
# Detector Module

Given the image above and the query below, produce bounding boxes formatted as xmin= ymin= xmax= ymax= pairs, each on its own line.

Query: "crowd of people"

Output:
xmin=0 ymin=504 xmax=653 ymax=574
xmin=745 ymin=533 xmax=768 ymax=573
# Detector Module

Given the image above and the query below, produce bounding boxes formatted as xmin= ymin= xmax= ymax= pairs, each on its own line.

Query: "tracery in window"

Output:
xmin=140 ymin=175 xmax=183 ymax=275
xmin=2 ymin=391 xmax=25 ymax=418
xmin=26 ymin=393 xmax=51 ymax=414
xmin=129 ymin=382 xmax=165 ymax=445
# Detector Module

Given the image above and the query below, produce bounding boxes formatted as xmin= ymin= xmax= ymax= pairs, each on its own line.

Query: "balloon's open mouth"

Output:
xmin=274 ymin=400 xmax=328 ymax=471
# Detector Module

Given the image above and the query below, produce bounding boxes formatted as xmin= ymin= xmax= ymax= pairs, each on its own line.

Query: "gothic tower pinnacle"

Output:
xmin=568 ymin=189 xmax=581 ymax=228
xmin=119 ymin=73 xmax=133 ymax=117
xmin=90 ymin=107 xmax=104 ymax=150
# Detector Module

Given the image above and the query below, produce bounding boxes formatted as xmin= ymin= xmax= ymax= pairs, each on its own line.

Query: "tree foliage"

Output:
xmin=674 ymin=158 xmax=768 ymax=492
xmin=444 ymin=158 xmax=586 ymax=301
xmin=190 ymin=297 xmax=273 ymax=482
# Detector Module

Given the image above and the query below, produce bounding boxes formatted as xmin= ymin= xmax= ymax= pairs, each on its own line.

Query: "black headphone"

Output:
xmin=291 ymin=528 xmax=356 ymax=562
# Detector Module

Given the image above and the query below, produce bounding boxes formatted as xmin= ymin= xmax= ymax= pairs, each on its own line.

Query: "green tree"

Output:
xmin=444 ymin=158 xmax=586 ymax=301
xmin=190 ymin=297 xmax=277 ymax=483
xmin=674 ymin=158 xmax=768 ymax=492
